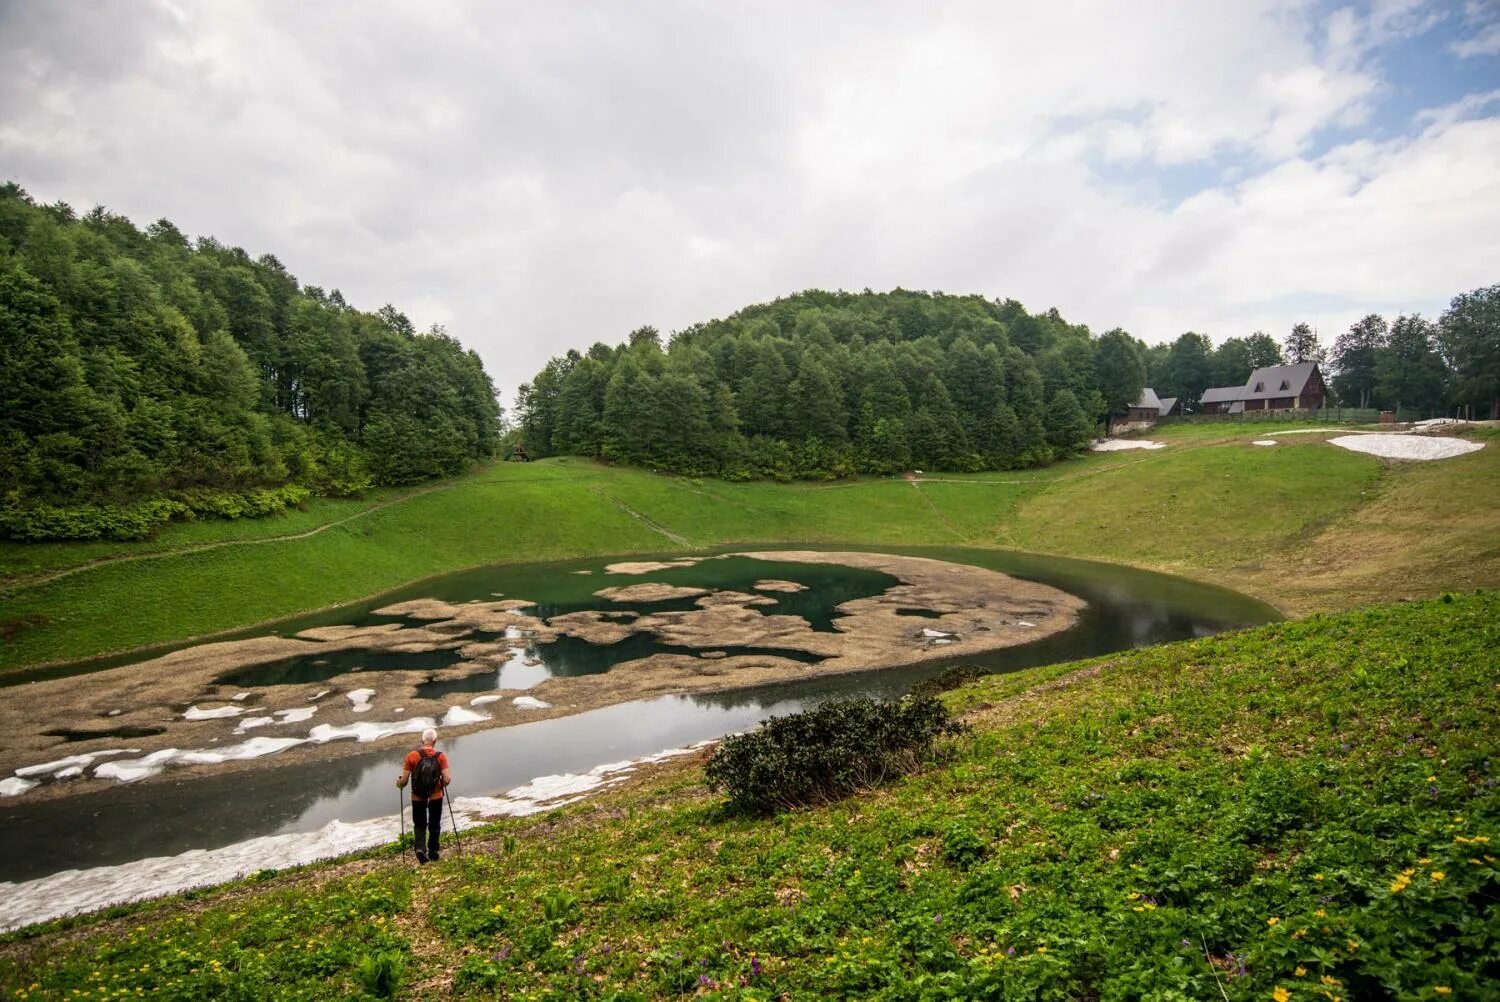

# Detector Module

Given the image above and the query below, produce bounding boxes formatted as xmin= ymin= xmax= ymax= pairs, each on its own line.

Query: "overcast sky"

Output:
xmin=2 ymin=0 xmax=1498 ymax=406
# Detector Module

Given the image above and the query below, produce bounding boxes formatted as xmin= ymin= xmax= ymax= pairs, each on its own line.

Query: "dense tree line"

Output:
xmin=519 ymin=290 xmax=1127 ymax=480
xmin=522 ymin=284 xmax=1499 ymax=481
xmin=0 ymin=184 xmax=500 ymax=539
xmin=1140 ymin=288 xmax=1500 ymax=419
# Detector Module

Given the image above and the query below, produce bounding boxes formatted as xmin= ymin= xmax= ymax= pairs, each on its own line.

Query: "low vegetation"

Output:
xmin=3 ymin=591 xmax=1494 ymax=998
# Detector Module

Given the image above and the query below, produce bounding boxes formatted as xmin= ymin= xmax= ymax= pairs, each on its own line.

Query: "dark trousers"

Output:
xmin=411 ymin=798 xmax=442 ymax=859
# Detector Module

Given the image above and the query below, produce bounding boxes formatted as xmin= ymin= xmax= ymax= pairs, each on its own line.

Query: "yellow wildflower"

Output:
xmin=1418 ymin=857 xmax=1431 ymax=865
xmin=1312 ymin=873 xmax=1324 ymax=882
xmin=1322 ymin=974 xmax=1341 ymax=987
xmin=1273 ymin=988 xmax=1292 ymax=1002
xmin=1295 ymin=966 xmax=1307 ymax=977
xmin=1430 ymin=871 xmax=1445 ymax=882
xmin=1315 ymin=909 xmax=1327 ymax=918
xmin=1036 ymin=946 xmax=1048 ymax=954
xmin=1390 ymin=873 xmax=1411 ymax=893
xmin=1268 ymin=916 xmax=1281 ymax=926
xmin=1347 ymin=939 xmax=1359 ymax=952
xmin=1434 ymin=989 xmax=1451 ymax=996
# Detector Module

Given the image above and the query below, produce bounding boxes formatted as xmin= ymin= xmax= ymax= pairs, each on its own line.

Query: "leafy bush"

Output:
xmin=909 ymin=664 xmax=988 ymax=699
xmin=352 ymin=950 xmax=405 ymax=998
xmin=705 ymin=695 xmax=967 ymax=814
xmin=0 ymin=485 xmax=318 ymax=541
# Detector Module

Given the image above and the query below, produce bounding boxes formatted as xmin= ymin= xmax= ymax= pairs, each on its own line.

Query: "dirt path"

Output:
xmin=5 ymin=481 xmax=461 ymax=594
xmin=590 ymin=487 xmax=692 ymax=546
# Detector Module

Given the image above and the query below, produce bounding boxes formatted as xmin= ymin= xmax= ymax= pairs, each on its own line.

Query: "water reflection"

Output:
xmin=0 ymin=546 xmax=1277 ymax=882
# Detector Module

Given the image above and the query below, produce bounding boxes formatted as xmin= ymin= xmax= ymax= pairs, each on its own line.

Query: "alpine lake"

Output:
xmin=0 ymin=545 xmax=1278 ymax=886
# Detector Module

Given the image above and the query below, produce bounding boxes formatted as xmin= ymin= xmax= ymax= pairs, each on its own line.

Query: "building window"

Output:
xmin=1253 ymin=382 xmax=1264 ymax=392
xmin=1279 ymin=380 xmax=1290 ymax=391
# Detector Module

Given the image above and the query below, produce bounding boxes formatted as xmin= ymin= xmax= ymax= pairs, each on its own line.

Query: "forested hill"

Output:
xmin=0 ymin=184 xmax=500 ymax=541
xmin=517 ymin=290 xmax=1142 ymax=480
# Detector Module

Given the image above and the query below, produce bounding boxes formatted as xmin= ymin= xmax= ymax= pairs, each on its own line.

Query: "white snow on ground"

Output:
xmin=235 ymin=716 xmax=275 ymax=732
xmin=94 ymin=749 xmax=181 ymax=783
xmin=308 ymin=689 xmax=331 ymax=701
xmin=0 ymin=777 xmax=38 ymax=797
xmin=513 ymin=696 xmax=551 ymax=710
xmin=1090 ymin=439 xmax=1167 ymax=451
xmin=231 ymin=693 xmax=250 ymax=702
xmin=920 ymin=628 xmax=953 ymax=639
xmin=14 ymin=749 xmax=140 ymax=779
xmin=470 ymin=695 xmax=503 ymax=706
xmin=1252 ymin=440 xmax=1278 ymax=446
xmin=1328 ymin=435 xmax=1484 ymax=461
xmin=277 ymin=707 xmax=318 ymax=724
xmin=307 ymin=717 xmax=435 ymax=744
xmin=1017 ymin=621 xmax=1036 ymax=628
xmin=182 ymin=704 xmax=245 ymax=720
xmin=346 ymin=688 xmax=376 ymax=713
xmin=0 ymin=741 xmax=714 ymax=932
xmin=440 ymin=706 xmax=491 ymax=726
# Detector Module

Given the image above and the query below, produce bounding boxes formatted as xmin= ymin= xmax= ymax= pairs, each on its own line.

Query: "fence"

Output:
xmin=1158 ymin=406 xmax=1442 ymax=426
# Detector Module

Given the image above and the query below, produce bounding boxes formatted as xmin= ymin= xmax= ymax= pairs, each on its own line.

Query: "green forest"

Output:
xmin=518 ymin=284 xmax=1499 ymax=480
xmin=0 ymin=184 xmax=500 ymax=541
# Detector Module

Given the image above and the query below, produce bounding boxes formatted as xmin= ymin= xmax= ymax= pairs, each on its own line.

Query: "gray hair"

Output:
xmin=421 ymin=727 xmax=438 ymax=745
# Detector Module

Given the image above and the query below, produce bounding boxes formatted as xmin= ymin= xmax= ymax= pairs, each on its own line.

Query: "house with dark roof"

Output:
xmin=1199 ymin=362 xmax=1327 ymax=415
xmin=1110 ymin=387 xmax=1178 ymax=430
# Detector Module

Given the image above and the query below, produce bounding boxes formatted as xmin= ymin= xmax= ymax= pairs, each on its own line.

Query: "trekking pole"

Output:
xmin=446 ymin=791 xmax=463 ymax=858
xmin=398 ymin=788 xmax=410 ymax=863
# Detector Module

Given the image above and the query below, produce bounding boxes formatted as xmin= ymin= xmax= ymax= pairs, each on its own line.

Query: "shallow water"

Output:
xmin=0 ymin=545 xmax=1277 ymax=888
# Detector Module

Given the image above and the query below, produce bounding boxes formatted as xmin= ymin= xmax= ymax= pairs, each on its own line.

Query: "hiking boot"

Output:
xmin=415 ymin=851 xmax=428 ymax=865
xmin=430 ymin=850 xmax=441 ymax=862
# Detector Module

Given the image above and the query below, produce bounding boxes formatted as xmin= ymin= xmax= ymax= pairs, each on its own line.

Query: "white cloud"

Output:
xmin=0 ymin=0 xmax=1494 ymax=397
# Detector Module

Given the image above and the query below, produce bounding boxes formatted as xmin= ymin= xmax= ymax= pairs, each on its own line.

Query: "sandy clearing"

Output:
xmin=1328 ymin=435 xmax=1484 ymax=461
xmin=1090 ymin=439 xmax=1167 ymax=451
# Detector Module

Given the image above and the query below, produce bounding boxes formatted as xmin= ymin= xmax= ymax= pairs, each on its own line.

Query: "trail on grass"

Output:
xmin=4 ymin=481 xmax=466 ymax=594
xmin=590 ymin=488 xmax=692 ymax=546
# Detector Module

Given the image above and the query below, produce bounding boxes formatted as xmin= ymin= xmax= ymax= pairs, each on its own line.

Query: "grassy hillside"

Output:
xmin=3 ymin=591 xmax=1494 ymax=999
xmin=2 ymin=424 xmax=1497 ymax=671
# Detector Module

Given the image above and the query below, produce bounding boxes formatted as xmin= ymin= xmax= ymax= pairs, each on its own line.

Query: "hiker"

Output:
xmin=397 ymin=727 xmax=452 ymax=863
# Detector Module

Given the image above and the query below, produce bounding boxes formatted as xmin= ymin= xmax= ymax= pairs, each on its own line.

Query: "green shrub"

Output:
xmin=704 ymin=695 xmax=967 ymax=814
xmin=909 ymin=664 xmax=988 ymax=699
xmin=352 ymin=950 xmax=406 ymax=998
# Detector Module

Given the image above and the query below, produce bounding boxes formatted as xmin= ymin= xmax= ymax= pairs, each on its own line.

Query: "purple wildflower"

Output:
xmin=751 ymin=957 xmax=762 ymax=976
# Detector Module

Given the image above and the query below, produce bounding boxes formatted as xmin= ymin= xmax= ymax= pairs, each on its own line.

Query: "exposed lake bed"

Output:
xmin=0 ymin=550 xmax=1083 ymax=800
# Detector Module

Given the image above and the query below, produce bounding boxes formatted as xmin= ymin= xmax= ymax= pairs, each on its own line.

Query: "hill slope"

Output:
xmin=1 ymin=423 xmax=1496 ymax=672
xmin=3 ymin=590 xmax=1495 ymax=998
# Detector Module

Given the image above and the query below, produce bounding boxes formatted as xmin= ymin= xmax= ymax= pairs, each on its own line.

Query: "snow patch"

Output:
xmin=513 ymin=696 xmax=551 ymax=710
xmin=920 ymin=628 xmax=953 ymax=639
xmin=469 ymin=695 xmax=503 ymax=706
xmin=346 ymin=688 xmax=376 ymax=713
xmin=440 ymin=705 xmax=491 ymax=726
xmin=1090 ymin=439 xmax=1167 ymax=451
xmin=306 ymin=717 xmax=436 ymax=744
xmin=230 ymin=693 xmax=250 ymax=702
xmin=1017 ymin=621 xmax=1036 ymax=628
xmin=182 ymin=704 xmax=245 ymax=720
xmin=1252 ymin=439 xmax=1278 ymax=446
xmin=234 ymin=716 xmax=275 ymax=733
xmin=0 ymin=740 xmax=716 ymax=931
xmin=93 ymin=749 xmax=181 ymax=783
xmin=0 ymin=777 xmax=38 ymax=797
xmin=1328 ymin=435 xmax=1484 ymax=461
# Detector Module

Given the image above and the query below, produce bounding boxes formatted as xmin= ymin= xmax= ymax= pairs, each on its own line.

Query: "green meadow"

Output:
xmin=3 ymin=589 xmax=1494 ymax=999
xmin=2 ymin=424 xmax=1497 ymax=672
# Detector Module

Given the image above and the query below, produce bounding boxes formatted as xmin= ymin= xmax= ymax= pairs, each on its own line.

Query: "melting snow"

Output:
xmin=1090 ymin=439 xmax=1167 ymax=451
xmin=0 ymin=777 xmax=38 ymax=797
xmin=94 ymin=749 xmax=181 ymax=783
xmin=1252 ymin=440 xmax=1278 ymax=446
xmin=277 ymin=707 xmax=317 ymax=724
xmin=1017 ymin=621 xmax=1036 ymax=628
xmin=307 ymin=717 xmax=436 ymax=744
xmin=346 ymin=688 xmax=376 ymax=713
xmin=513 ymin=696 xmax=551 ymax=710
xmin=182 ymin=704 xmax=245 ymax=720
xmin=470 ymin=695 xmax=503 ymax=706
xmin=15 ymin=750 xmax=140 ymax=779
xmin=235 ymin=716 xmax=275 ymax=732
xmin=231 ymin=693 xmax=250 ymax=702
xmin=1328 ymin=435 xmax=1484 ymax=461
xmin=920 ymin=628 xmax=953 ymax=639
xmin=0 ymin=741 xmax=714 ymax=932
xmin=440 ymin=706 xmax=491 ymax=726
xmin=308 ymin=689 xmax=331 ymax=701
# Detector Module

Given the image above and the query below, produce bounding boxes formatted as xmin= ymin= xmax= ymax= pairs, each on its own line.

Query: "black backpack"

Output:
xmin=412 ymin=749 xmax=443 ymax=799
